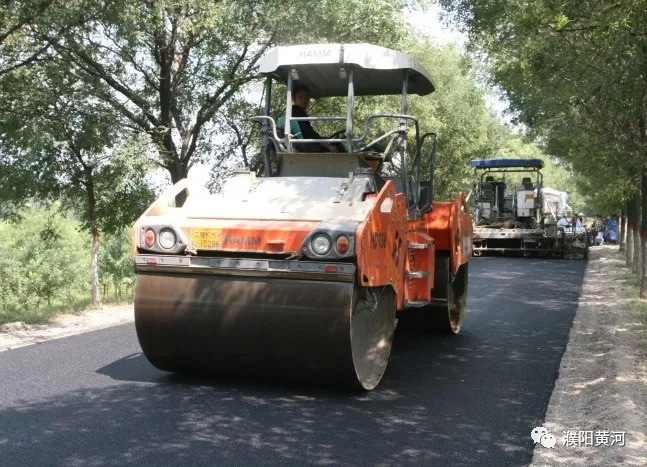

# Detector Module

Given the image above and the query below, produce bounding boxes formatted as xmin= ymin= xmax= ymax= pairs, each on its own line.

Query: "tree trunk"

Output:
xmin=626 ymin=198 xmax=634 ymax=268
xmin=639 ymin=83 xmax=647 ymax=290
xmin=170 ymin=161 xmax=189 ymax=206
xmin=86 ymin=177 xmax=101 ymax=306
xmin=633 ymin=191 xmax=641 ymax=275
xmin=641 ymin=165 xmax=647 ymax=297
xmin=634 ymin=219 xmax=641 ymax=276
xmin=627 ymin=224 xmax=633 ymax=267
xmin=170 ymin=160 xmax=189 ymax=184
xmin=619 ymin=210 xmax=625 ymax=251
xmin=90 ymin=226 xmax=101 ymax=306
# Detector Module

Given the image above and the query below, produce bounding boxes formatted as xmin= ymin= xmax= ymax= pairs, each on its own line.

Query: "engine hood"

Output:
xmin=183 ymin=174 xmax=376 ymax=222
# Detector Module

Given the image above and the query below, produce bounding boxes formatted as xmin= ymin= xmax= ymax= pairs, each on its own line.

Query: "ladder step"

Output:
xmin=405 ymin=300 xmax=430 ymax=308
xmin=406 ymin=270 xmax=429 ymax=279
xmin=407 ymin=241 xmax=430 ymax=250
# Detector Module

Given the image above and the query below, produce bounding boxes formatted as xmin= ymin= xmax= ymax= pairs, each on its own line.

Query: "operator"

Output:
xmin=277 ymin=83 xmax=339 ymax=153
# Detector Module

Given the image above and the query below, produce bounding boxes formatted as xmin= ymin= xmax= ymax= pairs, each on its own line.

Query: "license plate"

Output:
xmin=190 ymin=229 xmax=222 ymax=250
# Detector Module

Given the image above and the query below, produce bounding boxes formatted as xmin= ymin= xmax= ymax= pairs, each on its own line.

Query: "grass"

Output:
xmin=0 ymin=287 xmax=133 ymax=326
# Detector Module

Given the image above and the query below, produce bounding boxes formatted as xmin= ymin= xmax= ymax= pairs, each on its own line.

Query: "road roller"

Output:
xmin=131 ymin=43 xmax=473 ymax=390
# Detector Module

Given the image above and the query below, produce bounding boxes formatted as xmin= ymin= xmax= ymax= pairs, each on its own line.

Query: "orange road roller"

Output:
xmin=132 ymin=43 xmax=473 ymax=390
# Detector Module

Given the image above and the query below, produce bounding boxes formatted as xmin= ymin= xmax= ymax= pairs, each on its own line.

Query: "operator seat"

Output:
xmin=521 ymin=177 xmax=534 ymax=190
xmin=480 ymin=176 xmax=495 ymax=203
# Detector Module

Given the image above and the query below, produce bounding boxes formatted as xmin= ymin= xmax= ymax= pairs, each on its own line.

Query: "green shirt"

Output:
xmin=276 ymin=116 xmax=303 ymax=139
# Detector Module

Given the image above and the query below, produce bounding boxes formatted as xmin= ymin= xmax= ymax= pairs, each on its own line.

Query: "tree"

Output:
xmin=439 ymin=0 xmax=647 ymax=292
xmin=0 ymin=202 xmax=89 ymax=323
xmin=0 ymin=61 xmax=154 ymax=304
xmin=41 ymin=0 xmax=410 ymax=184
xmin=0 ymin=0 xmax=95 ymax=76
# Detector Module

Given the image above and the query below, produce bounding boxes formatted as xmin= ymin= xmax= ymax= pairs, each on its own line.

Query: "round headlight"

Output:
xmin=158 ymin=229 xmax=177 ymax=249
xmin=311 ymin=234 xmax=331 ymax=255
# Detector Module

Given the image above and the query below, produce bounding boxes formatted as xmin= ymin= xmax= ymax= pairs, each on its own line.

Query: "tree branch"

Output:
xmin=0 ymin=0 xmax=55 ymax=44
xmin=54 ymin=39 xmax=160 ymax=127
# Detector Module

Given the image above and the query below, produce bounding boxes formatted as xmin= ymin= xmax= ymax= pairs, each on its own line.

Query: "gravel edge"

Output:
xmin=531 ymin=246 xmax=647 ymax=466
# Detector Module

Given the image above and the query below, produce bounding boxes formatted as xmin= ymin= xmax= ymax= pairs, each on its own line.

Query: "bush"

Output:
xmin=100 ymin=228 xmax=135 ymax=302
xmin=0 ymin=203 xmax=90 ymax=324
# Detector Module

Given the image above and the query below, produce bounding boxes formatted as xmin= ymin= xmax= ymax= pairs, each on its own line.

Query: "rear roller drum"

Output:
xmin=401 ymin=253 xmax=467 ymax=334
xmin=427 ymin=254 xmax=468 ymax=334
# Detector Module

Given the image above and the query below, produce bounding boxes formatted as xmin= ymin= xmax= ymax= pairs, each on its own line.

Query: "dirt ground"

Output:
xmin=531 ymin=246 xmax=647 ymax=466
xmin=0 ymin=304 xmax=133 ymax=352
xmin=1 ymin=247 xmax=646 ymax=466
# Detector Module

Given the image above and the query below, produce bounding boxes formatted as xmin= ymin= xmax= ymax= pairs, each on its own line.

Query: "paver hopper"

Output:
xmin=132 ymin=43 xmax=472 ymax=390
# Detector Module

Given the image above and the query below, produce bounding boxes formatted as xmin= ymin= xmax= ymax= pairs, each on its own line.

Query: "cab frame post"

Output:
xmin=345 ymin=68 xmax=355 ymax=152
xmin=400 ymin=70 xmax=412 ymax=208
xmin=262 ymin=76 xmax=272 ymax=176
xmin=285 ymin=71 xmax=294 ymax=152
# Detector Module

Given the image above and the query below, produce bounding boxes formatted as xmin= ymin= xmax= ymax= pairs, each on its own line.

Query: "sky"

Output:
xmin=403 ymin=4 xmax=468 ymax=48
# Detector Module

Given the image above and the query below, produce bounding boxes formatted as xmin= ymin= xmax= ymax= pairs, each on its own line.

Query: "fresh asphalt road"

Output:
xmin=0 ymin=257 xmax=586 ymax=466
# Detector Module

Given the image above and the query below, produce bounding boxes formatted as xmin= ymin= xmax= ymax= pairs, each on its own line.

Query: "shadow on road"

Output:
xmin=0 ymin=257 xmax=586 ymax=466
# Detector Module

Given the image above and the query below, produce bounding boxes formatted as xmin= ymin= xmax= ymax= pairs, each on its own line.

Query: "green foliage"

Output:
xmin=406 ymin=40 xmax=506 ymax=199
xmin=99 ymin=227 xmax=135 ymax=301
xmin=0 ymin=203 xmax=136 ymax=324
xmin=0 ymin=202 xmax=90 ymax=324
xmin=439 ymin=0 xmax=647 ymax=213
xmin=20 ymin=0 xmax=412 ymax=183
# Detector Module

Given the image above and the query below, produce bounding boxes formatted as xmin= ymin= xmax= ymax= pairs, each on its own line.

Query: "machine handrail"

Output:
xmin=416 ymin=131 xmax=437 ymax=212
xmin=251 ymin=113 xmax=422 ymax=152
xmin=248 ymin=116 xmax=286 ymax=150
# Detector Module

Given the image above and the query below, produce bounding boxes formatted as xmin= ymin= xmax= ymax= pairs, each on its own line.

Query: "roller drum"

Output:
xmin=134 ymin=272 xmax=395 ymax=390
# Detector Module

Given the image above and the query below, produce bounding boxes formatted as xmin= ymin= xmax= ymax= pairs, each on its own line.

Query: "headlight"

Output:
xmin=158 ymin=229 xmax=177 ymax=249
xmin=311 ymin=234 xmax=331 ymax=255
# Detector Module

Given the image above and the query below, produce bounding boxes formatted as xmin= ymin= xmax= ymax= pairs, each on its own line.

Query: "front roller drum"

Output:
xmin=134 ymin=273 xmax=396 ymax=390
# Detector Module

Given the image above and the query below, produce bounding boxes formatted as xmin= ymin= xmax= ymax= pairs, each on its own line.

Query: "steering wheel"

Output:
xmin=325 ymin=129 xmax=347 ymax=139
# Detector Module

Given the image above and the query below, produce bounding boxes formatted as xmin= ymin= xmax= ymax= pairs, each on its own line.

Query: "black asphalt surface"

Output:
xmin=0 ymin=257 xmax=586 ymax=466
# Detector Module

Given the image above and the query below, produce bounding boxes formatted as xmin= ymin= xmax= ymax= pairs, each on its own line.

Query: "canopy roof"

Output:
xmin=471 ymin=159 xmax=545 ymax=169
xmin=258 ymin=43 xmax=435 ymax=97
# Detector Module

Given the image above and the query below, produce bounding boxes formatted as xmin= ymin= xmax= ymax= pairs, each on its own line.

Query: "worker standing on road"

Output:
xmin=591 ymin=214 xmax=604 ymax=246
xmin=606 ymin=215 xmax=618 ymax=244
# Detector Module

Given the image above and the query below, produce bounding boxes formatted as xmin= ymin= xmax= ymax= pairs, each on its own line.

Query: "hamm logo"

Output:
xmin=222 ymin=235 xmax=262 ymax=246
xmin=299 ymin=49 xmax=331 ymax=59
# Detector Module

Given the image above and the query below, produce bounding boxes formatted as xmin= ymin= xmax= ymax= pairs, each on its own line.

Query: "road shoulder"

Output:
xmin=531 ymin=246 xmax=647 ymax=466
xmin=0 ymin=304 xmax=133 ymax=352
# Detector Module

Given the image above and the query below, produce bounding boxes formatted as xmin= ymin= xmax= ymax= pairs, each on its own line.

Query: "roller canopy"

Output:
xmin=471 ymin=159 xmax=545 ymax=169
xmin=258 ymin=43 xmax=435 ymax=97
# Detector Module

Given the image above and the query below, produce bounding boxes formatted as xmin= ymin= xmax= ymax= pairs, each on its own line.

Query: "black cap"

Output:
xmin=293 ymin=83 xmax=310 ymax=94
